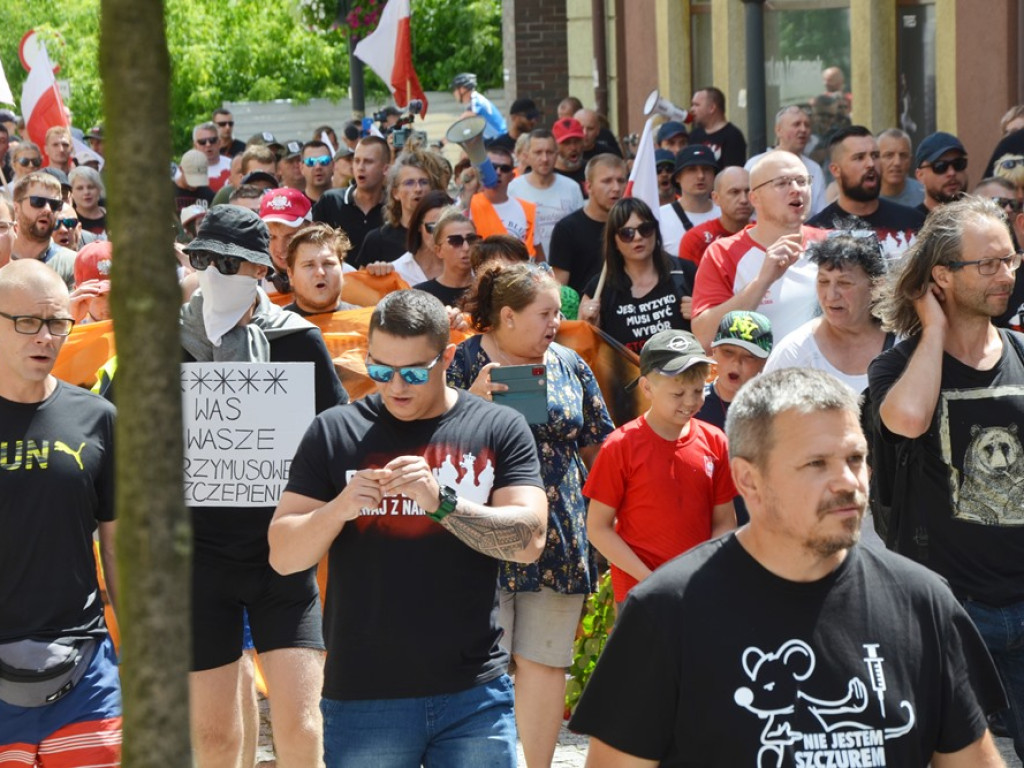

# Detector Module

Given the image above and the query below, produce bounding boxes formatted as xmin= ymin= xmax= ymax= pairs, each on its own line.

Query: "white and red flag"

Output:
xmin=21 ymin=47 xmax=69 ymax=161
xmin=624 ymin=117 xmax=660 ymax=221
xmin=354 ymin=0 xmax=428 ymax=115
xmin=0 ymin=54 xmax=14 ymax=106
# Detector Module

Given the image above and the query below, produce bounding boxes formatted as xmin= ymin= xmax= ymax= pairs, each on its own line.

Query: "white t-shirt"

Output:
xmin=658 ymin=203 xmax=721 ymax=258
xmin=507 ymin=174 xmax=584 ymax=256
xmin=392 ymin=251 xmax=430 ymax=286
xmin=763 ymin=318 xmax=869 ymax=393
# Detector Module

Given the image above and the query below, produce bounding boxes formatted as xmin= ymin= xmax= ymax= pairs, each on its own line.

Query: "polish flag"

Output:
xmin=21 ymin=48 xmax=69 ymax=162
xmin=624 ymin=117 xmax=660 ymax=222
xmin=0 ymin=54 xmax=14 ymax=106
xmin=354 ymin=0 xmax=428 ymax=115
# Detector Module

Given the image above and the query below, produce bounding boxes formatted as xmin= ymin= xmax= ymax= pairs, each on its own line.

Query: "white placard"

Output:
xmin=181 ymin=362 xmax=314 ymax=507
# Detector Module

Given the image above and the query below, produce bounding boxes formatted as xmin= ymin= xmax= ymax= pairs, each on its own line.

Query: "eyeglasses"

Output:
xmin=16 ymin=157 xmax=42 ymax=168
xmin=922 ymin=156 xmax=967 ymax=174
xmin=400 ymin=178 xmax=432 ymax=190
xmin=616 ymin=221 xmax=658 ymax=242
xmin=25 ymin=196 xmax=62 ymax=212
xmin=195 ymin=137 xmax=218 ymax=147
xmin=998 ymin=157 xmax=1024 ymax=171
xmin=445 ymin=233 xmax=481 ymax=248
xmin=750 ymin=174 xmax=813 ymax=192
xmin=215 ymin=121 xmax=234 ymax=128
xmin=946 ymin=252 xmax=1022 ymax=275
xmin=303 ymin=155 xmax=332 ymax=167
xmin=365 ymin=351 xmax=444 ymax=385
xmin=991 ymin=197 xmax=1024 ymax=213
xmin=53 ymin=218 xmax=79 ymax=230
xmin=188 ymin=250 xmax=245 ymax=276
xmin=0 ymin=311 xmax=75 ymax=336
xmin=493 ymin=163 xmax=514 ymax=174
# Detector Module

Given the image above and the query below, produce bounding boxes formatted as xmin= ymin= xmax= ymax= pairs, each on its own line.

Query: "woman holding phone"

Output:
xmin=448 ymin=262 xmax=613 ymax=768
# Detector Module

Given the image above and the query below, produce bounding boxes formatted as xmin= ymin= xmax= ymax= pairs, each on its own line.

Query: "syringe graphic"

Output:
xmin=862 ymin=644 xmax=887 ymax=718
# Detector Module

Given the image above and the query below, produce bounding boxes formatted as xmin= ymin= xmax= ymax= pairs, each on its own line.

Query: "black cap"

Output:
xmin=915 ymin=131 xmax=966 ymax=169
xmin=240 ymin=170 xmax=279 ymax=187
xmin=42 ymin=167 xmax=70 ymax=189
xmin=673 ymin=144 xmax=719 ymax=176
xmin=510 ymin=98 xmax=541 ymax=120
xmin=183 ymin=205 xmax=272 ymax=269
xmin=626 ymin=330 xmax=714 ymax=391
xmin=657 ymin=121 xmax=687 ymax=144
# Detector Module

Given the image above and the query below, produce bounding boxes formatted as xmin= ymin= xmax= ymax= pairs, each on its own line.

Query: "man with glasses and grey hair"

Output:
xmin=870 ymin=195 xmax=1024 ymax=762
xmin=692 ymin=150 xmax=826 ymax=348
xmin=571 ymin=366 xmax=1008 ymax=766
xmin=190 ymin=121 xmax=232 ymax=192
xmin=9 ymin=172 xmax=75 ymax=290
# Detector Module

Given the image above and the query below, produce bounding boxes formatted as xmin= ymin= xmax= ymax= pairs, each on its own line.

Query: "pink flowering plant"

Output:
xmin=345 ymin=0 xmax=383 ymax=39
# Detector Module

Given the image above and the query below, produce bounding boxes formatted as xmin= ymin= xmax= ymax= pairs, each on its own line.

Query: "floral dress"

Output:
xmin=448 ymin=335 xmax=614 ymax=594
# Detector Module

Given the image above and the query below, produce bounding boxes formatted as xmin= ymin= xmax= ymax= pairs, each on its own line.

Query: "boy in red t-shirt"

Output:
xmin=585 ymin=329 xmax=737 ymax=604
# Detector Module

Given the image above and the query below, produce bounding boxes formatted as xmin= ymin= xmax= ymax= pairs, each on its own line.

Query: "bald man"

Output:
xmin=679 ymin=166 xmax=753 ymax=266
xmin=691 ymin=151 xmax=826 ymax=349
xmin=575 ymin=108 xmax=622 ymax=162
xmin=0 ymin=259 xmax=121 ymax=764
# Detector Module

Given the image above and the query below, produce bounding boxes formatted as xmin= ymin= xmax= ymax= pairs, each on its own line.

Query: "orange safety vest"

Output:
xmin=469 ymin=192 xmax=537 ymax=257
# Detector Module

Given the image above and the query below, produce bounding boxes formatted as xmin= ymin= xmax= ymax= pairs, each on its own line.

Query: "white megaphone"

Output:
xmin=644 ymin=89 xmax=689 ymax=124
xmin=446 ymin=115 xmax=498 ymax=188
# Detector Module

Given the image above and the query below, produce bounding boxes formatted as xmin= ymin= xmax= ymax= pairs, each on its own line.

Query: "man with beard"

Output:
xmin=9 ymin=173 xmax=75 ymax=290
xmin=679 ymin=166 xmax=753 ymax=266
xmin=552 ymin=117 xmax=587 ymax=192
xmin=549 ymin=153 xmax=627 ymax=294
xmin=284 ymin=224 xmax=355 ymax=316
xmin=508 ymin=130 xmax=584 ymax=257
xmin=692 ymin=151 xmax=826 ymax=348
xmin=659 ymin=144 xmax=721 ymax=258
xmin=571 ymin=367 xmax=1007 ymax=767
xmin=745 ymin=105 xmax=827 ymax=217
xmin=808 ymin=125 xmax=925 ymax=260
xmin=914 ymin=132 xmax=968 ymax=216
xmin=870 ymin=195 xmax=1024 ymax=762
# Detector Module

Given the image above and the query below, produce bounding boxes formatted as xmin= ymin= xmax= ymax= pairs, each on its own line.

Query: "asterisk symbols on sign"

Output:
xmin=263 ymin=368 xmax=289 ymax=395
xmin=212 ymin=369 xmax=237 ymax=394
xmin=236 ymin=368 xmax=262 ymax=394
xmin=189 ymin=369 xmax=213 ymax=393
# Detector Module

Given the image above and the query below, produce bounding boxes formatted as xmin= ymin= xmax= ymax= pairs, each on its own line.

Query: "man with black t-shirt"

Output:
xmin=807 ymin=125 xmax=925 ymax=260
xmin=181 ymin=206 xmax=348 ymax=767
xmin=313 ymin=136 xmax=389 ymax=256
xmin=269 ymin=289 xmax=546 ymax=767
xmin=549 ymin=153 xmax=627 ymax=295
xmin=571 ymin=367 xmax=1007 ymax=766
xmin=688 ymin=86 xmax=747 ymax=169
xmin=870 ymin=196 xmax=1024 ymax=762
xmin=0 ymin=260 xmax=121 ymax=764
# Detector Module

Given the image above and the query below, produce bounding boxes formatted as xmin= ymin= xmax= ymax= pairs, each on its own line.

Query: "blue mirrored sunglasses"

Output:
xmin=365 ymin=351 xmax=444 ymax=385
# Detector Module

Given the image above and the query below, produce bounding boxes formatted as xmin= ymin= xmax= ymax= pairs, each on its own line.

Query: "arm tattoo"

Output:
xmin=439 ymin=499 xmax=545 ymax=561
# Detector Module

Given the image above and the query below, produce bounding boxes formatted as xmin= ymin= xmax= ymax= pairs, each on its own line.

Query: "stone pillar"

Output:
xmin=850 ymin=0 xmax=897 ymax=132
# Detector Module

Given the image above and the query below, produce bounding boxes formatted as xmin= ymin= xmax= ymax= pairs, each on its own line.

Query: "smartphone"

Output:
xmin=490 ymin=364 xmax=548 ymax=425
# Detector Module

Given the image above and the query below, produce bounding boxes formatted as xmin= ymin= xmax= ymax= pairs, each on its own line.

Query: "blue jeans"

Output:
xmin=964 ymin=598 xmax=1024 ymax=761
xmin=321 ymin=674 xmax=517 ymax=767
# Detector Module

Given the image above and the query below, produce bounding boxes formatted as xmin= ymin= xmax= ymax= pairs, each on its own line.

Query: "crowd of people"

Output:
xmin=3 ymin=65 xmax=1024 ymax=767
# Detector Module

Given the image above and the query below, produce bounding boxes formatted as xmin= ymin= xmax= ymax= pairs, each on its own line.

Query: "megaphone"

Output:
xmin=644 ymin=89 xmax=689 ymax=124
xmin=446 ymin=116 xmax=498 ymax=188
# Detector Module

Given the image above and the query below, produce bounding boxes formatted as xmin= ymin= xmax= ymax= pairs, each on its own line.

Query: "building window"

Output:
xmin=897 ymin=2 xmax=936 ymax=148
xmin=691 ymin=0 xmax=713 ymax=93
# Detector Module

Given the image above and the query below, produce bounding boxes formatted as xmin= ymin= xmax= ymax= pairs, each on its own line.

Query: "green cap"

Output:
xmin=712 ymin=311 xmax=773 ymax=359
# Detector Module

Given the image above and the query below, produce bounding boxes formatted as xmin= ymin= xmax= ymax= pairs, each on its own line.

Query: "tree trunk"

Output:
xmin=100 ymin=1 xmax=191 ymax=763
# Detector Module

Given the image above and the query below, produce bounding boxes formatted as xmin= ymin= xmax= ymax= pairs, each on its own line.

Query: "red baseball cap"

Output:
xmin=259 ymin=187 xmax=313 ymax=228
xmin=552 ymin=118 xmax=585 ymax=144
xmin=74 ymin=241 xmax=113 ymax=290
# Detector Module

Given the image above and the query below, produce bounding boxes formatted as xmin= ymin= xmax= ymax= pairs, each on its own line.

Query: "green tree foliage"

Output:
xmin=3 ymin=0 xmax=500 ymax=155
xmin=774 ymin=8 xmax=850 ymax=76
xmin=410 ymin=0 xmax=502 ymax=91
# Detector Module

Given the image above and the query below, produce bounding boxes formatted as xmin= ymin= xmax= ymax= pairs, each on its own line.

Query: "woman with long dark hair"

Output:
xmin=579 ymin=197 xmax=694 ymax=353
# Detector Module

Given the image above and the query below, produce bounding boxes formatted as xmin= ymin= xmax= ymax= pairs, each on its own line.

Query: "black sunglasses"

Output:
xmin=53 ymin=218 xmax=79 ymax=230
xmin=616 ymin=221 xmax=658 ymax=242
xmin=26 ymin=196 xmax=62 ymax=213
xmin=445 ymin=234 xmax=482 ymax=248
xmin=189 ymin=251 xmax=245 ymax=276
xmin=196 ymin=137 xmax=218 ymax=146
xmin=992 ymin=197 xmax=1024 ymax=213
xmin=16 ymin=157 xmax=42 ymax=168
xmin=923 ymin=156 xmax=967 ymax=174
xmin=493 ymin=163 xmax=514 ymax=174
xmin=215 ymin=121 xmax=234 ymax=128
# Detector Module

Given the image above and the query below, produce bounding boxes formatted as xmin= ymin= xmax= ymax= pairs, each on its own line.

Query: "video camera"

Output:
xmin=372 ymin=99 xmax=427 ymax=149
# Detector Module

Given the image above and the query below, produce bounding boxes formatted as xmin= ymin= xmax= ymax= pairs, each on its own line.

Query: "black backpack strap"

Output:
xmin=671 ymin=201 xmax=694 ymax=231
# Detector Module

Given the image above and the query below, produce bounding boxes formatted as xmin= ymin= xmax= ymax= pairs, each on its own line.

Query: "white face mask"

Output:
xmin=197 ymin=267 xmax=259 ymax=347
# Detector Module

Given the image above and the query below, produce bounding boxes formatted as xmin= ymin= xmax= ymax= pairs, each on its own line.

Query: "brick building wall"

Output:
xmin=502 ymin=0 xmax=570 ymax=125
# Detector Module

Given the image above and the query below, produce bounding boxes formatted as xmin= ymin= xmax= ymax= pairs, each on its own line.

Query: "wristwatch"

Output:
xmin=427 ymin=485 xmax=458 ymax=522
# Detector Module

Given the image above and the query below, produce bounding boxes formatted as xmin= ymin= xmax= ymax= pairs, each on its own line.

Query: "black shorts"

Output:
xmin=191 ymin=558 xmax=324 ymax=672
